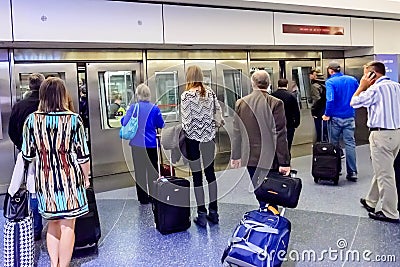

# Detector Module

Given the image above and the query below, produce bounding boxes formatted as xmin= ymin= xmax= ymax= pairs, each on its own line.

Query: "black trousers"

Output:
xmin=286 ymin=127 xmax=296 ymax=152
xmin=186 ymin=138 xmax=218 ymax=213
xmin=131 ymin=146 xmax=158 ymax=203
xmin=246 ymin=166 xmax=268 ymax=208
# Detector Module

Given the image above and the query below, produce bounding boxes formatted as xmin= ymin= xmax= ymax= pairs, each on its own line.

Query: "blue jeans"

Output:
xmin=329 ymin=117 xmax=357 ymax=175
xmin=30 ymin=195 xmax=43 ymax=236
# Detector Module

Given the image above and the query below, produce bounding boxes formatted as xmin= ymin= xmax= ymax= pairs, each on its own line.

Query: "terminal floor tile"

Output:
xmin=1 ymin=145 xmax=399 ymax=266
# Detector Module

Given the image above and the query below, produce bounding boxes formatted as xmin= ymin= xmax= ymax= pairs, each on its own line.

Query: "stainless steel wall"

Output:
xmin=0 ymin=50 xmax=14 ymax=194
xmin=345 ymin=56 xmax=374 ymax=145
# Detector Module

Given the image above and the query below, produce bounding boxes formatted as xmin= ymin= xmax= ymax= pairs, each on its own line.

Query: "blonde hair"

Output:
xmin=38 ymin=77 xmax=68 ymax=112
xmin=185 ymin=65 xmax=206 ymax=97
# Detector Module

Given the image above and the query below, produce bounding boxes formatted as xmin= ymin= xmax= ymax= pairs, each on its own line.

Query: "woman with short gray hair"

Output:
xmin=121 ymin=83 xmax=165 ymax=204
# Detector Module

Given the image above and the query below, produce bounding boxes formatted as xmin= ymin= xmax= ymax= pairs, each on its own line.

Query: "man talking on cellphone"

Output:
xmin=351 ymin=61 xmax=400 ymax=223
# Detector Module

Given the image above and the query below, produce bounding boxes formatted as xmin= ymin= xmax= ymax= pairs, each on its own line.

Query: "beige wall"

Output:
xmin=0 ymin=0 xmax=12 ymax=41
xmin=373 ymin=20 xmax=400 ymax=54
xmin=163 ymin=5 xmax=274 ymax=45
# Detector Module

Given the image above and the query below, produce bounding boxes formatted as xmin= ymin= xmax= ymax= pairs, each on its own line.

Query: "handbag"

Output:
xmin=254 ymin=171 xmax=302 ymax=208
xmin=4 ymin=166 xmax=29 ymax=221
xmin=119 ymin=103 xmax=139 ymax=140
xmin=212 ymin=92 xmax=224 ymax=128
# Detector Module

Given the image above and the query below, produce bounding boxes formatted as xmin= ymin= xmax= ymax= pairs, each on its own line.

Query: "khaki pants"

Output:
xmin=366 ymin=129 xmax=400 ymax=219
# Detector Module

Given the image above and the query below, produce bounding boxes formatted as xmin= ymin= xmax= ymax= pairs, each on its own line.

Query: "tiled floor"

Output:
xmin=1 ymin=145 xmax=399 ymax=266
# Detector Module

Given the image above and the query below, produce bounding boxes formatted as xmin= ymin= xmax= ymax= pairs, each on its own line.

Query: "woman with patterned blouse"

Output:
xmin=181 ymin=65 xmax=223 ymax=227
xmin=22 ymin=77 xmax=90 ymax=267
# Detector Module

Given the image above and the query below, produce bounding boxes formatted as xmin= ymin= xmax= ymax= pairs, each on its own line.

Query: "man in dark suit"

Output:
xmin=8 ymin=73 xmax=45 ymax=241
xmin=231 ymin=70 xmax=291 ymax=206
xmin=272 ymin=79 xmax=300 ymax=153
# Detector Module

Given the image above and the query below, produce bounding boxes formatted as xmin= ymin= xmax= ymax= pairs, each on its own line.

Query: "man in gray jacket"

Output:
xmin=231 ymin=70 xmax=291 ymax=206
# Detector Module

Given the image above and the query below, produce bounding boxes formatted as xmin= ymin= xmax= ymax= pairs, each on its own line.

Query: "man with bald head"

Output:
xmin=231 ymin=70 xmax=291 ymax=206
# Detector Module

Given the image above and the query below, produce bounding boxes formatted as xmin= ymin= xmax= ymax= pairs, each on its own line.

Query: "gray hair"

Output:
xmin=251 ymin=70 xmax=270 ymax=90
xmin=135 ymin=83 xmax=151 ymax=102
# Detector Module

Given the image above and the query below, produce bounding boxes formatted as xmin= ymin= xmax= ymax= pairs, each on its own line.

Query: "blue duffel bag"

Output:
xmin=221 ymin=207 xmax=291 ymax=267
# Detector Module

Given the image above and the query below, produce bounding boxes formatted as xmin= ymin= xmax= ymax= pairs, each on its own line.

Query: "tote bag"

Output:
xmin=119 ymin=103 xmax=139 ymax=140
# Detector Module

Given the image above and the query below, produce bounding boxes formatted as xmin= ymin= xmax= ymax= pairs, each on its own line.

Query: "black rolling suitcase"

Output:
xmin=74 ymin=186 xmax=101 ymax=254
xmin=312 ymin=122 xmax=341 ymax=185
xmin=152 ymin=135 xmax=191 ymax=235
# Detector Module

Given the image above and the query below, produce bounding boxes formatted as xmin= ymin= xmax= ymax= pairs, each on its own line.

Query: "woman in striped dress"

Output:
xmin=22 ymin=77 xmax=90 ymax=267
xmin=181 ymin=65 xmax=223 ymax=227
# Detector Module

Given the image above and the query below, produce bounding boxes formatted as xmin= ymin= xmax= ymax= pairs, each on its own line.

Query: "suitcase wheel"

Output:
xmin=333 ymin=178 xmax=339 ymax=186
xmin=314 ymin=177 xmax=319 ymax=184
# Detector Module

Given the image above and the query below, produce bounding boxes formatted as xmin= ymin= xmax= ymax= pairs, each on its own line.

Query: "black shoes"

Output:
xmin=368 ymin=211 xmax=400 ymax=223
xmin=346 ymin=173 xmax=358 ymax=182
xmin=194 ymin=211 xmax=207 ymax=227
xmin=206 ymin=210 xmax=219 ymax=224
xmin=194 ymin=210 xmax=220 ymax=227
xmin=360 ymin=198 xmax=375 ymax=213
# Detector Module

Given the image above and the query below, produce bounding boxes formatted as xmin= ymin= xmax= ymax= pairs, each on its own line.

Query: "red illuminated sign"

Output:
xmin=282 ymin=24 xmax=344 ymax=35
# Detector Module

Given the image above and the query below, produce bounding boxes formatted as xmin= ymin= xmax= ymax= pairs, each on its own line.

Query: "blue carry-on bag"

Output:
xmin=221 ymin=206 xmax=291 ymax=267
xmin=119 ymin=103 xmax=139 ymax=140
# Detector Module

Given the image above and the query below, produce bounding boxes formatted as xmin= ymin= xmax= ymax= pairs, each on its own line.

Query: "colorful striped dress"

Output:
xmin=22 ymin=111 xmax=90 ymax=220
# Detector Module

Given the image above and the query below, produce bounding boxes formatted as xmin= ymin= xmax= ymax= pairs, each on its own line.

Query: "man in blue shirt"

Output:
xmin=322 ymin=62 xmax=359 ymax=181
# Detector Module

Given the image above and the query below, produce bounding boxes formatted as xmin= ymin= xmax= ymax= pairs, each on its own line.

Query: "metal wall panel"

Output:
xmin=0 ymin=50 xmax=14 ymax=194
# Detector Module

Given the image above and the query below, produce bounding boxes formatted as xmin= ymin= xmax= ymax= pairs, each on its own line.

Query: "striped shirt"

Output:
xmin=181 ymin=87 xmax=221 ymax=142
xmin=350 ymin=76 xmax=400 ymax=129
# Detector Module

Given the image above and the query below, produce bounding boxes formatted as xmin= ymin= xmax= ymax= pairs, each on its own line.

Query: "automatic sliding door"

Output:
xmin=87 ymin=62 xmax=141 ymax=177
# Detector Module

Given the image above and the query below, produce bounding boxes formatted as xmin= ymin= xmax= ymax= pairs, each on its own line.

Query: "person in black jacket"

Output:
xmin=272 ymin=79 xmax=301 ymax=153
xmin=8 ymin=73 xmax=45 ymax=241
xmin=309 ymin=69 xmax=327 ymax=142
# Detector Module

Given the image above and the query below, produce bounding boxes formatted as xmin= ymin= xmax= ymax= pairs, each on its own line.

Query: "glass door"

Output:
xmin=249 ymin=61 xmax=280 ymax=92
xmin=285 ymin=61 xmax=316 ymax=110
xmin=216 ymin=60 xmax=248 ymax=153
xmin=86 ymin=62 xmax=141 ymax=177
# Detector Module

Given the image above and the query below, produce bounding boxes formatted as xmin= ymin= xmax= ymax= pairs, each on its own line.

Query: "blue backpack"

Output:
xmin=222 ymin=207 xmax=291 ymax=267
xmin=119 ymin=103 xmax=139 ymax=140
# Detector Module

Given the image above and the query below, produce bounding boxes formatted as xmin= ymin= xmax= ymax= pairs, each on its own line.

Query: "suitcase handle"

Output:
xmin=321 ymin=120 xmax=330 ymax=143
xmin=156 ymin=133 xmax=174 ymax=179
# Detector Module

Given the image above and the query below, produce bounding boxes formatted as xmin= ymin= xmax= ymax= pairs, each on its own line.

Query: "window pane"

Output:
xmin=99 ymin=71 xmax=135 ymax=129
xmin=17 ymin=72 xmax=65 ymax=101
xmin=202 ymin=70 xmax=212 ymax=88
xmin=155 ymin=71 xmax=178 ymax=122
xmin=223 ymin=69 xmax=242 ymax=116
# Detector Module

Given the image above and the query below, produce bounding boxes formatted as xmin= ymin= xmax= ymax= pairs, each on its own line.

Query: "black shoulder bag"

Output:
xmin=3 ymin=163 xmax=30 ymax=221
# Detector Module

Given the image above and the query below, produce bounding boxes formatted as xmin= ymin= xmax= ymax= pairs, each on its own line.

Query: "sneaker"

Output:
xmin=346 ymin=173 xmax=358 ymax=182
xmin=194 ymin=211 xmax=207 ymax=227
xmin=206 ymin=210 xmax=219 ymax=224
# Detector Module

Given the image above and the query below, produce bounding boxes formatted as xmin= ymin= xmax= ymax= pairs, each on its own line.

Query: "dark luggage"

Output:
xmin=152 ymin=135 xmax=191 ymax=235
xmin=153 ymin=177 xmax=191 ymax=234
xmin=74 ymin=187 xmax=101 ymax=253
xmin=222 ymin=206 xmax=290 ymax=267
xmin=312 ymin=122 xmax=341 ymax=185
xmin=4 ymin=216 xmax=34 ymax=267
xmin=255 ymin=170 xmax=302 ymax=208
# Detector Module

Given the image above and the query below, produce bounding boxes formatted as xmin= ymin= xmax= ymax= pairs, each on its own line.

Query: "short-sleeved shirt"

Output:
xmin=22 ymin=111 xmax=90 ymax=220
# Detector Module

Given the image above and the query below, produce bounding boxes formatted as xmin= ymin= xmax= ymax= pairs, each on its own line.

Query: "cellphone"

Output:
xmin=368 ymin=71 xmax=377 ymax=79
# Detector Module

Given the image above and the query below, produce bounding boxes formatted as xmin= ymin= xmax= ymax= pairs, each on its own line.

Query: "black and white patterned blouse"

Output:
xmin=181 ymin=87 xmax=222 ymax=142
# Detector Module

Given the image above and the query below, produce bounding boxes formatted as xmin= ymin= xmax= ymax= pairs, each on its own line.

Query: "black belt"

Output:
xmin=370 ymin=128 xmax=398 ymax=131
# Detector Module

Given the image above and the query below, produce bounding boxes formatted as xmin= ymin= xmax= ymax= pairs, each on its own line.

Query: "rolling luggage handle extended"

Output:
xmin=321 ymin=120 xmax=330 ymax=143
xmin=156 ymin=133 xmax=173 ymax=179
